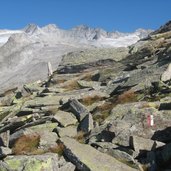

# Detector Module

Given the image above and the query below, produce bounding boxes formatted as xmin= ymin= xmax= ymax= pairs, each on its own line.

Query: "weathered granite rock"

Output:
xmin=130 ymin=135 xmax=165 ymax=152
xmin=68 ymin=98 xmax=89 ymax=121
xmin=56 ymin=126 xmax=77 ymax=138
xmin=110 ymin=120 xmax=132 ymax=147
xmin=0 ymin=147 xmax=12 ymax=158
xmin=38 ymin=131 xmax=58 ymax=149
xmin=88 ymin=123 xmax=115 ymax=143
xmin=0 ymin=94 xmax=14 ymax=106
xmin=58 ymin=162 xmax=75 ymax=171
xmin=90 ymin=142 xmax=137 ymax=168
xmin=77 ymin=80 xmax=101 ymax=90
xmin=23 ymin=96 xmax=62 ymax=108
xmin=0 ymin=131 xmax=10 ymax=147
xmin=1 ymin=153 xmax=75 ymax=171
xmin=106 ymin=148 xmax=136 ymax=167
xmin=161 ymin=63 xmax=171 ymax=82
xmin=29 ymin=122 xmax=58 ymax=132
xmin=53 ymin=111 xmax=77 ymax=127
xmin=60 ymin=137 xmax=138 ymax=171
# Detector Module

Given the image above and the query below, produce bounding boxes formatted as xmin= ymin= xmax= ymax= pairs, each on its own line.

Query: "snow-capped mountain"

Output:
xmin=0 ymin=24 xmax=152 ymax=48
xmin=0 ymin=30 xmax=23 ymax=45
xmin=0 ymin=24 xmax=151 ymax=92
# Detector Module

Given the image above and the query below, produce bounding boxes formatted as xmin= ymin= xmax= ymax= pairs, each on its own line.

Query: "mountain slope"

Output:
xmin=0 ymin=24 xmax=151 ymax=93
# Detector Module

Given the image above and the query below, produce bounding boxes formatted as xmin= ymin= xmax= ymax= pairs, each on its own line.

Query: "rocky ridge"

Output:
xmin=0 ymin=21 xmax=171 ymax=170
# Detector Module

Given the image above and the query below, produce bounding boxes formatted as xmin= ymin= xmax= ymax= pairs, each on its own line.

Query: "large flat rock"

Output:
xmin=53 ymin=111 xmax=77 ymax=127
xmin=60 ymin=137 xmax=138 ymax=171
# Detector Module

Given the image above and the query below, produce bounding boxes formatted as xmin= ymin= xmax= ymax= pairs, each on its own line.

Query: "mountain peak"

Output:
xmin=23 ymin=23 xmax=40 ymax=34
xmin=42 ymin=24 xmax=58 ymax=32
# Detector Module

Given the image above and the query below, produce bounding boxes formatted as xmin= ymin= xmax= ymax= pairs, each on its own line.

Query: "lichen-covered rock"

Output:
xmin=68 ymin=98 xmax=89 ymax=121
xmin=1 ymin=153 xmax=75 ymax=171
xmin=130 ymin=135 xmax=165 ymax=152
xmin=56 ymin=126 xmax=77 ymax=138
xmin=60 ymin=137 xmax=138 ymax=171
xmin=53 ymin=111 xmax=77 ymax=127
xmin=77 ymin=80 xmax=101 ymax=90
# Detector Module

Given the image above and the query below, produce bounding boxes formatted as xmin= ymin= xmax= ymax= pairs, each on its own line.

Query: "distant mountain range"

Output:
xmin=0 ymin=24 xmax=152 ymax=92
xmin=0 ymin=24 xmax=152 ymax=47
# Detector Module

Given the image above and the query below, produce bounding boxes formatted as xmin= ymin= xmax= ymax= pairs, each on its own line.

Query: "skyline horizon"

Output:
xmin=0 ymin=21 xmax=166 ymax=33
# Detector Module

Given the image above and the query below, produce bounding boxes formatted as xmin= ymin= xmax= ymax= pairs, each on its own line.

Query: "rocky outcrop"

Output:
xmin=151 ymin=20 xmax=171 ymax=35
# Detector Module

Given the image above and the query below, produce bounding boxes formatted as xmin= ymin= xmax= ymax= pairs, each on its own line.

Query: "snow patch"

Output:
xmin=0 ymin=30 xmax=23 ymax=45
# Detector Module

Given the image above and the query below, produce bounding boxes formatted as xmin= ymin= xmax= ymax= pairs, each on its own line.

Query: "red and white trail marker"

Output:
xmin=147 ymin=114 xmax=154 ymax=127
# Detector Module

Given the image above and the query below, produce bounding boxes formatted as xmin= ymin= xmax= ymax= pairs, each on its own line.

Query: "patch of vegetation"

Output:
xmin=92 ymin=102 xmax=114 ymax=124
xmin=12 ymin=133 xmax=65 ymax=156
xmin=80 ymin=72 xmax=94 ymax=81
xmin=92 ymin=90 xmax=139 ymax=124
xmin=74 ymin=131 xmax=86 ymax=143
xmin=49 ymin=143 xmax=65 ymax=156
xmin=139 ymin=102 xmax=159 ymax=109
xmin=12 ymin=134 xmax=40 ymax=155
xmin=79 ymin=95 xmax=105 ymax=106
xmin=116 ymin=90 xmax=138 ymax=104
xmin=61 ymin=80 xmax=81 ymax=91
xmin=93 ymin=111 xmax=110 ymax=124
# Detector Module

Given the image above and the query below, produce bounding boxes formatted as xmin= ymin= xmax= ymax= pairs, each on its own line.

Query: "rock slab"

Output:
xmin=60 ymin=137 xmax=138 ymax=171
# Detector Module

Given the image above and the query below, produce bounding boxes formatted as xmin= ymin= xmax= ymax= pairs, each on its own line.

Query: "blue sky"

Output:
xmin=0 ymin=0 xmax=171 ymax=32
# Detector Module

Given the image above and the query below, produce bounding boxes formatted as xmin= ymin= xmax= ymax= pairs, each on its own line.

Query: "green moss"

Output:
xmin=12 ymin=134 xmax=40 ymax=155
xmin=79 ymin=95 xmax=104 ymax=106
